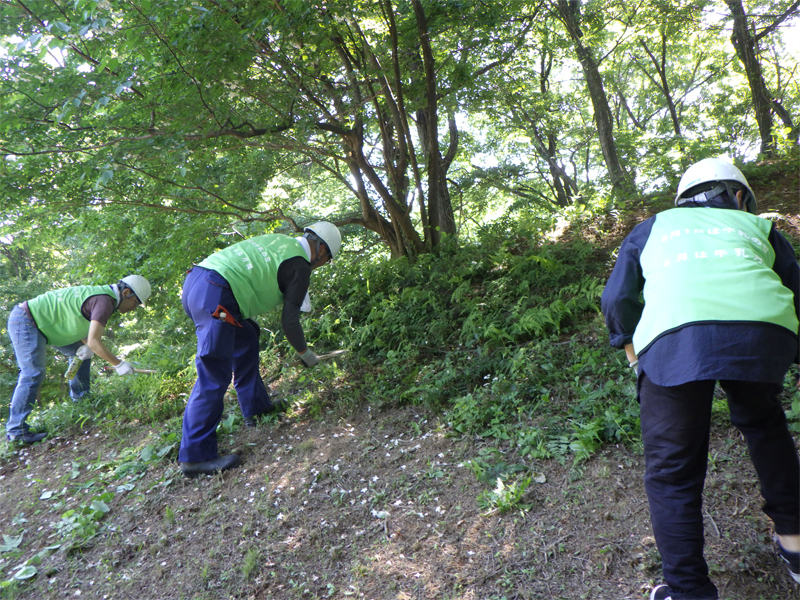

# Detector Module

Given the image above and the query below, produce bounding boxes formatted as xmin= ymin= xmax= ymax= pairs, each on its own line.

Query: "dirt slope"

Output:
xmin=0 ymin=401 xmax=797 ymax=600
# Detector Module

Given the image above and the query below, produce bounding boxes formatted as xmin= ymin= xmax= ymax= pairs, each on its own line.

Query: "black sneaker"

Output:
xmin=180 ymin=454 xmax=241 ymax=478
xmin=650 ymin=585 xmax=671 ymax=600
xmin=7 ymin=432 xmax=47 ymax=445
xmin=775 ymin=536 xmax=800 ymax=584
xmin=244 ymin=398 xmax=290 ymax=427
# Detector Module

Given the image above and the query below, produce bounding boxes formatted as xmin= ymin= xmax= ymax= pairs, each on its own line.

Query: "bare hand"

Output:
xmin=624 ymin=343 xmax=638 ymax=365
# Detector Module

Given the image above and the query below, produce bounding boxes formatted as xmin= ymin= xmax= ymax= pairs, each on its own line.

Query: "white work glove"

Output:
xmin=298 ymin=348 xmax=320 ymax=368
xmin=112 ymin=360 xmax=134 ymax=376
xmin=75 ymin=345 xmax=94 ymax=360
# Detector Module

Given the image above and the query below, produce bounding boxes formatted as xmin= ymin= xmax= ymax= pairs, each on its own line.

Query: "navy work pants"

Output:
xmin=178 ymin=267 xmax=273 ymax=463
xmin=639 ymin=372 xmax=800 ymax=600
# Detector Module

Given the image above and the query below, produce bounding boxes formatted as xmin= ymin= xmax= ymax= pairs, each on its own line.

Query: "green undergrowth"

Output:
xmin=0 ymin=219 xmax=643 ymax=476
xmin=3 ymin=211 xmax=797 ymax=506
xmin=273 ymin=224 xmax=643 ymax=469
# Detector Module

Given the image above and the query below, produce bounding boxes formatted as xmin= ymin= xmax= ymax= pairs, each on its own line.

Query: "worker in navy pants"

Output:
xmin=602 ymin=158 xmax=800 ymax=600
xmin=177 ymin=223 xmax=342 ymax=477
xmin=639 ymin=376 xmax=799 ymax=599
xmin=179 ymin=267 xmax=272 ymax=464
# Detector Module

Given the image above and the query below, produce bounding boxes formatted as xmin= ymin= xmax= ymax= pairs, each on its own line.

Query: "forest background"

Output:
xmin=0 ymin=0 xmax=799 ymax=598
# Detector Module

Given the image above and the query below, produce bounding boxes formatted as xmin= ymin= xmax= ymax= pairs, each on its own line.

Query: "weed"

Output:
xmin=53 ymin=492 xmax=113 ymax=551
xmin=242 ymin=547 xmax=261 ymax=579
xmin=297 ymin=439 xmax=315 ymax=453
xmin=418 ymin=490 xmax=434 ymax=505
xmin=350 ymin=560 xmax=369 ymax=577
xmin=477 ymin=476 xmax=532 ymax=514
xmin=423 ymin=461 xmax=447 ymax=479
xmin=568 ymin=420 xmax=603 ymax=463
xmin=216 ymin=412 xmax=239 ymax=435
xmin=470 ymin=452 xmax=526 ymax=486
xmin=516 ymin=429 xmax=551 ymax=460
xmin=331 ymin=489 xmax=348 ymax=507
xmin=0 ymin=579 xmax=22 ymax=598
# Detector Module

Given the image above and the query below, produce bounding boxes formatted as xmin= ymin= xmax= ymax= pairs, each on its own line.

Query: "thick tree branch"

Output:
xmin=754 ymin=0 xmax=800 ymax=41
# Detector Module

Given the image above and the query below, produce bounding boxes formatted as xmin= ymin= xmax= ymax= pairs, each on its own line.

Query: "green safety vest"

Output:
xmin=27 ymin=285 xmax=116 ymax=347
xmin=198 ymin=234 xmax=308 ymax=319
xmin=633 ymin=208 xmax=799 ymax=354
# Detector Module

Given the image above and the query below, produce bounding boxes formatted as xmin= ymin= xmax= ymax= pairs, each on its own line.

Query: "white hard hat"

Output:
xmin=675 ymin=158 xmax=757 ymax=213
xmin=120 ymin=274 xmax=151 ymax=305
xmin=304 ymin=221 xmax=342 ymax=259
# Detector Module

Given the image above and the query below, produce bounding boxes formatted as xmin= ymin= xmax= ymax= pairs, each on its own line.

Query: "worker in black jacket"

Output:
xmin=601 ymin=158 xmax=799 ymax=600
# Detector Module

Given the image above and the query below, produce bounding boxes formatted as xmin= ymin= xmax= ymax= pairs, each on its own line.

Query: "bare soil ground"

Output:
xmin=0 ymin=400 xmax=797 ymax=600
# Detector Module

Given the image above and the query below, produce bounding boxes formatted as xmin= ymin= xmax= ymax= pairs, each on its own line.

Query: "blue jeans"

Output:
xmin=7 ymin=305 xmax=91 ymax=437
xmin=178 ymin=267 xmax=273 ymax=463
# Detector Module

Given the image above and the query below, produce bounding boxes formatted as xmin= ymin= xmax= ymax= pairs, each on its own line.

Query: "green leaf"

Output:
xmin=89 ymin=500 xmax=110 ymax=514
xmin=0 ymin=534 xmax=23 ymax=552
xmin=156 ymin=443 xmax=175 ymax=458
xmin=12 ymin=566 xmax=37 ymax=580
xmin=140 ymin=445 xmax=154 ymax=461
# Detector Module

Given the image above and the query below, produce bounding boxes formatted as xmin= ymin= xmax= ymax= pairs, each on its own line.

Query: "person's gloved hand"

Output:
xmin=75 ymin=345 xmax=94 ymax=360
xmin=113 ymin=361 xmax=134 ymax=376
xmin=298 ymin=348 xmax=320 ymax=368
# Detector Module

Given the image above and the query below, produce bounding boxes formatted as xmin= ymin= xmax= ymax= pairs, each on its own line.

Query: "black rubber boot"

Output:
xmin=7 ymin=432 xmax=47 ymax=445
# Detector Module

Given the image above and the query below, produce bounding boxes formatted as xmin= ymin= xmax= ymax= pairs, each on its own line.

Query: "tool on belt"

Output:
xmin=212 ymin=305 xmax=243 ymax=327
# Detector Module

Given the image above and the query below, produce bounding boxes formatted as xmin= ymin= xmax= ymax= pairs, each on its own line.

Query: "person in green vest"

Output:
xmin=178 ymin=222 xmax=341 ymax=478
xmin=601 ymin=158 xmax=799 ymax=600
xmin=6 ymin=275 xmax=151 ymax=444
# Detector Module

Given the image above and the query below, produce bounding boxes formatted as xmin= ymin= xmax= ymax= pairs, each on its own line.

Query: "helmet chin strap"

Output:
xmin=676 ymin=183 xmax=729 ymax=207
xmin=676 ymin=182 xmax=748 ymax=211
xmin=304 ymin=232 xmax=330 ymax=267
xmin=306 ymin=237 xmax=325 ymax=268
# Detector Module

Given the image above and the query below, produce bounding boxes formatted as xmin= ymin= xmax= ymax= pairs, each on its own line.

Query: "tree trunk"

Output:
xmin=726 ymin=0 xmax=776 ymax=156
xmin=412 ymin=0 xmax=457 ymax=248
xmin=532 ymin=127 xmax=578 ymax=207
xmin=555 ymin=0 xmax=634 ymax=196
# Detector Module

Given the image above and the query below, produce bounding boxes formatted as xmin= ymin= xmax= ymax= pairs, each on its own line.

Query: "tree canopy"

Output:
xmin=1 ymin=0 xmax=798 ymax=269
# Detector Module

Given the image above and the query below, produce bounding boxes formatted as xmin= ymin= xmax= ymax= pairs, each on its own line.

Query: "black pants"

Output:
xmin=639 ymin=373 xmax=800 ymax=600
